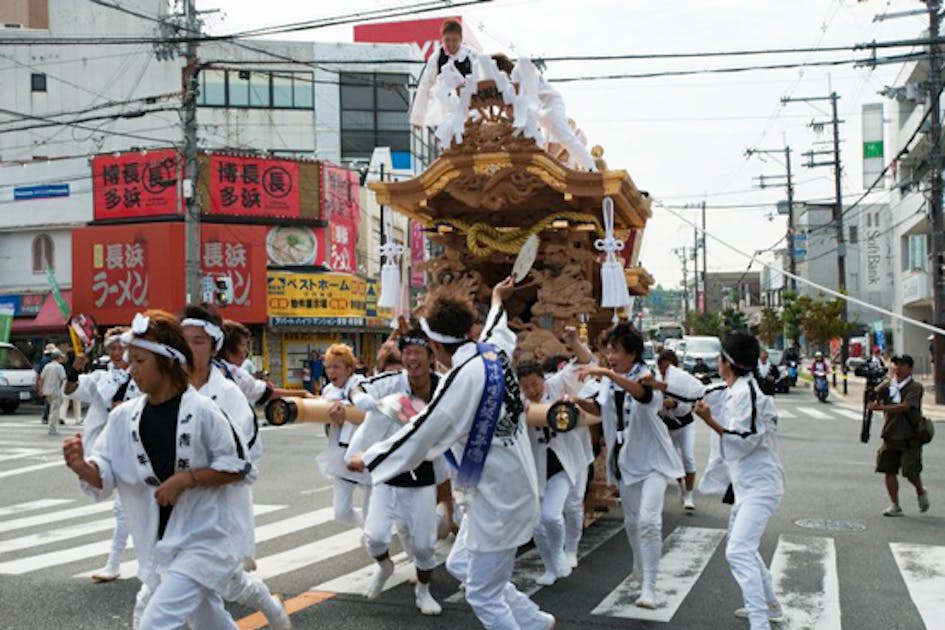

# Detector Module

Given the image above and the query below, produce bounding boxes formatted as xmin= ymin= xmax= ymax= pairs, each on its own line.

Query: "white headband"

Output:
xmin=104 ymin=335 xmax=124 ymax=349
xmin=181 ymin=318 xmax=224 ymax=352
xmin=419 ymin=317 xmax=466 ymax=344
xmin=121 ymin=313 xmax=188 ymax=364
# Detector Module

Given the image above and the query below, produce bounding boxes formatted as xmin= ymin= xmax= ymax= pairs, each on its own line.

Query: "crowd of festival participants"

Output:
xmin=56 ymin=274 xmax=792 ymax=630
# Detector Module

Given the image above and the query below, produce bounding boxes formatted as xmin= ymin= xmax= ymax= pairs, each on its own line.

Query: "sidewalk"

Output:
xmin=828 ymin=372 xmax=945 ymax=421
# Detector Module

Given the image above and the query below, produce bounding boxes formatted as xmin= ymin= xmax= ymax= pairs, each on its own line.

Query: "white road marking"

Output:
xmin=0 ymin=461 xmax=66 ymax=479
xmin=0 ymin=447 xmax=60 ymax=463
xmin=592 ymin=526 xmax=725 ymax=622
xmin=75 ymin=505 xmax=325 ymax=580
xmin=252 ymin=528 xmax=364 ymax=580
xmin=831 ymin=408 xmax=863 ymax=420
xmin=777 ymin=409 xmax=797 ymax=419
xmin=312 ymin=538 xmax=453 ymax=595
xmin=0 ymin=501 xmax=113 ymax=534
xmin=0 ymin=499 xmax=73 ymax=518
xmin=890 ymin=542 xmax=945 ymax=630
xmin=795 ymin=406 xmax=833 ymax=421
xmin=770 ymin=535 xmax=841 ymax=630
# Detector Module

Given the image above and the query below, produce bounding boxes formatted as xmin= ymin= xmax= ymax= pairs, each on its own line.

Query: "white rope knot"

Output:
xmin=594 ymin=197 xmax=625 ymax=260
xmin=595 ymin=197 xmax=631 ymax=309
xmin=378 ymin=208 xmax=403 ymax=309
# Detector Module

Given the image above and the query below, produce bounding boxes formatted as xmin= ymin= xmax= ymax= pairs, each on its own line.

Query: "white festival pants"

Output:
xmin=364 ymin=483 xmax=438 ymax=570
xmin=563 ymin=466 xmax=588 ymax=554
xmin=137 ymin=569 xmax=238 ymax=630
xmin=533 ymin=470 xmax=572 ymax=573
xmin=223 ymin=567 xmax=277 ymax=613
xmin=618 ymin=473 xmax=668 ymax=591
xmin=333 ymin=478 xmax=372 ymax=527
xmin=670 ymin=424 xmax=697 ymax=474
xmin=103 ymin=494 xmax=129 ymax=574
xmin=446 ymin=526 xmax=548 ymax=630
xmin=726 ymin=495 xmax=781 ymax=630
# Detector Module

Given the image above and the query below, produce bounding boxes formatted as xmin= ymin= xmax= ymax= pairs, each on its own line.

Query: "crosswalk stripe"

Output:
xmin=591 ymin=526 xmax=726 ymax=621
xmin=76 ymin=505 xmax=322 ymax=580
xmin=0 ymin=539 xmax=128 ymax=575
xmin=446 ymin=517 xmax=626 ymax=604
xmin=1 ymin=501 xmax=113 ymax=534
xmin=252 ymin=528 xmax=365 ymax=581
xmin=831 ymin=408 xmax=863 ymax=420
xmin=795 ymin=406 xmax=833 ymax=421
xmin=777 ymin=409 xmax=797 ymax=419
xmin=0 ymin=460 xmax=65 ymax=479
xmin=890 ymin=542 xmax=945 ymax=629
xmin=769 ymin=535 xmax=841 ymax=629
xmin=0 ymin=447 xmax=60 ymax=463
xmin=312 ymin=538 xmax=453 ymax=595
xmin=0 ymin=499 xmax=73 ymax=518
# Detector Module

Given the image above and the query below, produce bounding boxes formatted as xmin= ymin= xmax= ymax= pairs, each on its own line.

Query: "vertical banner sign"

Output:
xmin=410 ymin=220 xmax=426 ymax=288
xmin=209 ymin=154 xmax=301 ymax=218
xmin=0 ymin=304 xmax=13 ymax=343
xmin=92 ymin=149 xmax=180 ymax=220
xmin=859 ymin=204 xmax=892 ymax=303
xmin=200 ymin=225 xmax=268 ymax=323
xmin=321 ymin=164 xmax=360 ymax=273
xmin=862 ymin=103 xmax=885 ymax=189
xmin=44 ymin=266 xmax=70 ymax=320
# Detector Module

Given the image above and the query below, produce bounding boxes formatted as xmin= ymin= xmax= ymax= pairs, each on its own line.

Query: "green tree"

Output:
xmin=780 ymin=291 xmax=804 ymax=348
xmin=799 ymin=295 xmax=858 ymax=352
xmin=757 ymin=306 xmax=782 ymax=347
xmin=686 ymin=311 xmax=722 ymax=336
xmin=721 ymin=307 xmax=747 ymax=333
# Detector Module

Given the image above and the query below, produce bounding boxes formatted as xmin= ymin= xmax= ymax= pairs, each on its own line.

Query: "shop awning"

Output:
xmin=10 ymin=291 xmax=71 ymax=334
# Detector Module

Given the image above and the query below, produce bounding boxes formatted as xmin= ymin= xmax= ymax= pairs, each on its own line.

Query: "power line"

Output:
xmin=0 ymin=92 xmax=181 ymax=128
xmin=0 ymin=106 xmax=179 ymax=135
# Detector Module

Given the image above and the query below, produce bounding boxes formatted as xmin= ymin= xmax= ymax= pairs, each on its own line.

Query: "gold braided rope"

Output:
xmin=434 ymin=212 xmax=605 ymax=257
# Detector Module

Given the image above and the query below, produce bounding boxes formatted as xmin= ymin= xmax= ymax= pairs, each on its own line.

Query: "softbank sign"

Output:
xmin=353 ymin=16 xmax=483 ymax=58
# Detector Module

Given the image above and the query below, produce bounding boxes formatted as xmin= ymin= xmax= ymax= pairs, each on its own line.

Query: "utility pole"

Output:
xmin=701 ymin=200 xmax=707 ymax=313
xmin=674 ymin=246 xmax=689 ymax=322
xmin=693 ymin=225 xmax=700 ymax=315
xmin=928 ymin=0 xmax=945 ymax=404
xmin=183 ymin=0 xmax=201 ymax=303
xmin=784 ymin=91 xmax=847 ymax=364
xmin=747 ymin=145 xmax=796 ymax=291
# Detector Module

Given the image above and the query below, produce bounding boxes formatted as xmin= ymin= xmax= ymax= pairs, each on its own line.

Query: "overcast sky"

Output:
xmin=209 ymin=0 xmax=926 ymax=289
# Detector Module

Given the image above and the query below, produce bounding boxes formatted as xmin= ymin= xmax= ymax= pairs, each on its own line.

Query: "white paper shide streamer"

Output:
xmin=378 ymin=207 xmax=404 ymax=309
xmin=595 ymin=197 xmax=631 ymax=321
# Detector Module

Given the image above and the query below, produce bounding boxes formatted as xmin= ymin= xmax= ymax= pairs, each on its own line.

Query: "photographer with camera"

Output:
xmin=857 ymin=347 xmax=888 ymax=443
xmin=869 ymin=355 xmax=929 ymax=516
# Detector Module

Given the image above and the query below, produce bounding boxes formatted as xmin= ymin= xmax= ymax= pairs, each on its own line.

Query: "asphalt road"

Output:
xmin=0 ymin=385 xmax=942 ymax=630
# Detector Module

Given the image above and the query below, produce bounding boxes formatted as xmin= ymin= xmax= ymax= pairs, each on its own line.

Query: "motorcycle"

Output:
xmin=813 ymin=370 xmax=829 ymax=402
xmin=786 ymin=360 xmax=798 ymax=387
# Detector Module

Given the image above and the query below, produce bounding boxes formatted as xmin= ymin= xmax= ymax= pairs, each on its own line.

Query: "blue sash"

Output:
xmin=444 ymin=342 xmax=505 ymax=488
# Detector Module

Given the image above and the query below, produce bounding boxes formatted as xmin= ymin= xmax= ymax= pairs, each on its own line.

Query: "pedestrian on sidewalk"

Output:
xmin=870 ymin=354 xmax=930 ymax=516
xmin=39 ymin=349 xmax=66 ymax=434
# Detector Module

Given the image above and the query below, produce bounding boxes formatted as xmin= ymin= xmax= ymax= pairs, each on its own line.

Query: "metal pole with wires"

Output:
xmin=927 ymin=0 xmax=945 ymax=404
xmin=182 ymin=0 xmax=201 ymax=303
xmin=747 ymin=145 xmax=796 ymax=290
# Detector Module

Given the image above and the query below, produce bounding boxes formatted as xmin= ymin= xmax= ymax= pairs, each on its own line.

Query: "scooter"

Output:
xmin=786 ymin=361 xmax=798 ymax=387
xmin=813 ymin=370 xmax=829 ymax=402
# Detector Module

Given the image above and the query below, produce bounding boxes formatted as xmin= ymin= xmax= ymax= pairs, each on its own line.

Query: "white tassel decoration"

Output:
xmin=378 ymin=207 xmax=403 ymax=309
xmin=595 ymin=197 xmax=631 ymax=309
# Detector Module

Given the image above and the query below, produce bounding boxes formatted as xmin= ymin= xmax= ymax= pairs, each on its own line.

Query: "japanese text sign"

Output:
xmin=320 ymin=163 xmax=360 ymax=273
xmin=73 ymin=223 xmax=185 ymax=324
xmin=201 ymin=225 xmax=267 ymax=323
xmin=92 ymin=150 xmax=180 ymax=220
xmin=267 ymin=272 xmax=368 ymax=323
xmin=209 ymin=154 xmax=301 ymax=218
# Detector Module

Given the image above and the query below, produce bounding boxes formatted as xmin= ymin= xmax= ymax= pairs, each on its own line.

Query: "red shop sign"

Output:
xmin=200 ymin=224 xmax=268 ymax=323
xmin=321 ymin=163 xmax=360 ymax=273
xmin=208 ymin=154 xmax=301 ymax=218
xmin=92 ymin=149 xmax=181 ymax=220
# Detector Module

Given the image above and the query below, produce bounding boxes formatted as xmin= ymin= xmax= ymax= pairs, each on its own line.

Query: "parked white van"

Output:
xmin=0 ymin=343 xmax=36 ymax=413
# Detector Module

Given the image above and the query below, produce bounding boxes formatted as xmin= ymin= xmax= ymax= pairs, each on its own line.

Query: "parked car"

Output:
xmin=642 ymin=341 xmax=657 ymax=371
xmin=0 ymin=343 xmax=37 ymax=414
xmin=681 ymin=336 xmax=722 ymax=376
xmin=665 ymin=338 xmax=687 ymax=355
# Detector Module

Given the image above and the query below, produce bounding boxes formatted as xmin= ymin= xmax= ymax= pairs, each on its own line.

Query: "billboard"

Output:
xmin=321 ymin=163 xmax=360 ymax=273
xmin=91 ymin=149 xmax=180 ymax=220
xmin=200 ymin=224 xmax=268 ymax=323
xmin=267 ymin=272 xmax=391 ymax=327
xmin=353 ymin=16 xmax=481 ymax=58
xmin=207 ymin=154 xmax=302 ymax=219
xmin=72 ymin=223 xmax=185 ymax=324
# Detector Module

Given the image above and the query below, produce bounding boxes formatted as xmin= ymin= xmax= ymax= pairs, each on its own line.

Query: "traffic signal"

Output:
xmin=214 ymin=275 xmax=233 ymax=306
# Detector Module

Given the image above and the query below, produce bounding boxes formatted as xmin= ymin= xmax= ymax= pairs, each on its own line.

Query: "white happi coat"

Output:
xmin=220 ymin=358 xmax=269 ymax=405
xmin=198 ymin=366 xmax=260 ymax=558
xmin=316 ymin=374 xmax=369 ymax=484
xmin=582 ymin=365 xmax=684 ymax=486
xmin=695 ymin=383 xmax=732 ymax=495
xmin=64 ymin=365 xmax=140 ymax=454
xmin=660 ymin=364 xmax=704 ymax=424
xmin=346 ymin=370 xmax=449 ymax=484
xmin=410 ymin=43 xmax=478 ymax=127
xmin=83 ymin=387 xmax=255 ymax=593
xmin=529 ymin=362 xmax=594 ymax=491
xmin=361 ymin=305 xmax=540 ymax=553
xmin=717 ymin=376 xmax=784 ymax=504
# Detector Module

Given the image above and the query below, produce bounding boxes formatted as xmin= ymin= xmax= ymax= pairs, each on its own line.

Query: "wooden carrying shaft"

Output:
xmin=525 ymin=401 xmax=600 ymax=432
xmin=265 ymin=397 xmax=366 ymax=427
